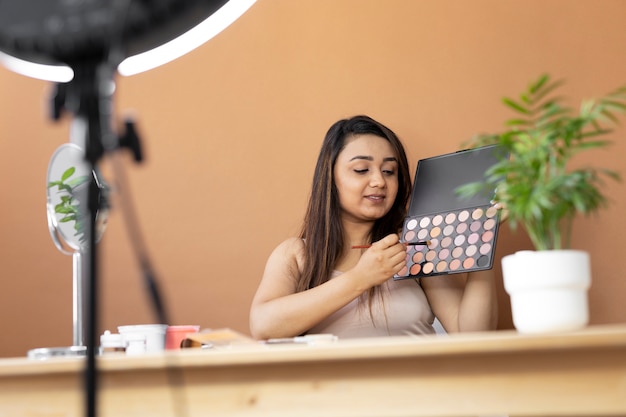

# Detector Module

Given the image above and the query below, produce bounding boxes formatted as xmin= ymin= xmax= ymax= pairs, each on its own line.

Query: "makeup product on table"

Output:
xmin=266 ymin=334 xmax=338 ymax=345
xmin=394 ymin=145 xmax=506 ymax=280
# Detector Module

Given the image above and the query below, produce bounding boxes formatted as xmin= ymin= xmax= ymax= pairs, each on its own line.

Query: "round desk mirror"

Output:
xmin=47 ymin=143 xmax=108 ymax=252
xmin=29 ymin=143 xmax=109 ymax=360
xmin=48 ymin=143 xmax=90 ymax=252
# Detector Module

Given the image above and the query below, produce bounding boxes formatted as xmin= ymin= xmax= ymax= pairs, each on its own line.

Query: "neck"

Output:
xmin=333 ymin=219 xmax=375 ymax=272
xmin=342 ymin=219 xmax=375 ymax=247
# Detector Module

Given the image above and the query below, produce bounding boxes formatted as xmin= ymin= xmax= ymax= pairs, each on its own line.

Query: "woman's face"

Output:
xmin=333 ymin=134 xmax=399 ymax=224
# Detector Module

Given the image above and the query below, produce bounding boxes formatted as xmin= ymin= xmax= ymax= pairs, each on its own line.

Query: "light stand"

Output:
xmin=51 ymin=58 xmax=117 ymax=417
xmin=40 ymin=56 xmax=149 ymax=417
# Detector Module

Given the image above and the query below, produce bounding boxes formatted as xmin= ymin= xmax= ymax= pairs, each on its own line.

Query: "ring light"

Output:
xmin=0 ymin=0 xmax=256 ymax=80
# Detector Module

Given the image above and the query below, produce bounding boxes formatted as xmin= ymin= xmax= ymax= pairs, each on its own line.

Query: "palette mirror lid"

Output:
xmin=408 ymin=144 xmax=506 ymax=217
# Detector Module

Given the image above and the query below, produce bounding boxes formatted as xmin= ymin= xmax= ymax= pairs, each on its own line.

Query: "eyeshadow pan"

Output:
xmin=407 ymin=218 xmax=419 ymax=230
xmin=472 ymin=208 xmax=484 ymax=220
xmin=480 ymin=243 xmax=492 ymax=255
xmin=450 ymin=259 xmax=461 ymax=270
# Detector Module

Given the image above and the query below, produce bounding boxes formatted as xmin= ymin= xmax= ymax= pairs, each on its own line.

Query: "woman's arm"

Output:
xmin=249 ymin=235 xmax=406 ymax=340
xmin=422 ymin=204 xmax=507 ymax=333
xmin=421 ymin=268 xmax=498 ymax=333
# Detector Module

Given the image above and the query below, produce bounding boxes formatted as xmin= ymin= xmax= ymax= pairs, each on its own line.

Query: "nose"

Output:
xmin=369 ymin=169 xmax=386 ymax=188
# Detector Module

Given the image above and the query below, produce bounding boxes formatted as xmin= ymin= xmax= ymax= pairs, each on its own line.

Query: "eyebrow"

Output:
xmin=349 ymin=156 xmax=398 ymax=163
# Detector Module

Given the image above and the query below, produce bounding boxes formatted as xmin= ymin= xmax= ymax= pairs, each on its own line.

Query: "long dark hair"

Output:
xmin=297 ymin=115 xmax=412 ymax=293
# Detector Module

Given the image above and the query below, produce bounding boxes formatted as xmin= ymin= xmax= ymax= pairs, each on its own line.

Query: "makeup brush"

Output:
xmin=351 ymin=241 xmax=431 ymax=249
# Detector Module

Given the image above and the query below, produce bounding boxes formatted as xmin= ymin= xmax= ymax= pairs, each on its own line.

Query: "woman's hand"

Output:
xmin=351 ymin=234 xmax=407 ymax=289
xmin=491 ymin=201 xmax=509 ymax=223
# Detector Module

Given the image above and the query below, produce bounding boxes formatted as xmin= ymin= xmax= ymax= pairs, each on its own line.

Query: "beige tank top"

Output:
xmin=306 ymin=271 xmax=436 ymax=338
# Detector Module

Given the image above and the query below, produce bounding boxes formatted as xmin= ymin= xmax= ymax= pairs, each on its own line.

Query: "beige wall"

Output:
xmin=1 ymin=0 xmax=625 ymax=358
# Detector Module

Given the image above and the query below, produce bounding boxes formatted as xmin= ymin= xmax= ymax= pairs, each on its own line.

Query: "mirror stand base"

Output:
xmin=27 ymin=345 xmax=87 ymax=360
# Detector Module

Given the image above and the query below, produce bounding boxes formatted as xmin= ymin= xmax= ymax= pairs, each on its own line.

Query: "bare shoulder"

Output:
xmin=258 ymin=237 xmax=306 ymax=292
xmin=270 ymin=237 xmax=306 ymax=271
xmin=274 ymin=236 xmax=305 ymax=252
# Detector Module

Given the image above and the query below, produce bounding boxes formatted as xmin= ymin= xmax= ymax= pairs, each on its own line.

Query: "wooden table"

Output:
xmin=1 ymin=325 xmax=625 ymax=417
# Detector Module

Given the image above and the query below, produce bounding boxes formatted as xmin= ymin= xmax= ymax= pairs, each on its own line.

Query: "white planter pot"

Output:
xmin=501 ymin=250 xmax=591 ymax=334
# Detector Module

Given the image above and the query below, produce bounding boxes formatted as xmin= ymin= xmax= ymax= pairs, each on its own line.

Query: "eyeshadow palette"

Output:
xmin=394 ymin=145 xmax=505 ymax=280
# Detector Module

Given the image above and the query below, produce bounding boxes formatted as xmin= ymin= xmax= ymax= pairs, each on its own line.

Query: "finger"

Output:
xmin=490 ymin=201 xmax=509 ymax=222
xmin=392 ymin=257 xmax=407 ymax=275
xmin=389 ymin=246 xmax=408 ymax=264
xmin=379 ymin=233 xmax=400 ymax=247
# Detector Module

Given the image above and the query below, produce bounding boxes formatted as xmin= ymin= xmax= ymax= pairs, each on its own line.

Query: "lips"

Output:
xmin=365 ymin=194 xmax=385 ymax=202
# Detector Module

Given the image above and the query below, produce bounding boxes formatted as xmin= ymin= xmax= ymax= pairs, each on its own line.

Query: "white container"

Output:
xmin=502 ymin=250 xmax=591 ymax=334
xmin=99 ymin=330 xmax=125 ymax=354
xmin=118 ymin=324 xmax=168 ymax=353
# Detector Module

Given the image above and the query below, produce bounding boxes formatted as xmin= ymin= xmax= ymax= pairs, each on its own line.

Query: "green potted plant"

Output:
xmin=459 ymin=74 xmax=626 ymax=333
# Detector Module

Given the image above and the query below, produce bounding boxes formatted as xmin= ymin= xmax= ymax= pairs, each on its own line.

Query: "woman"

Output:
xmin=249 ymin=115 xmax=497 ymax=339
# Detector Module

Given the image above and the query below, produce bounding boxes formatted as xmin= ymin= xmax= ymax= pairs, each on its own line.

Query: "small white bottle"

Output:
xmin=124 ymin=333 xmax=147 ymax=355
xmin=99 ymin=330 xmax=125 ymax=355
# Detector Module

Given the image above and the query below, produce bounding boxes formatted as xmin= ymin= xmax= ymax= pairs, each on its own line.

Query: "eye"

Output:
xmin=354 ymin=168 xmax=369 ymax=174
xmin=382 ymin=169 xmax=396 ymax=176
